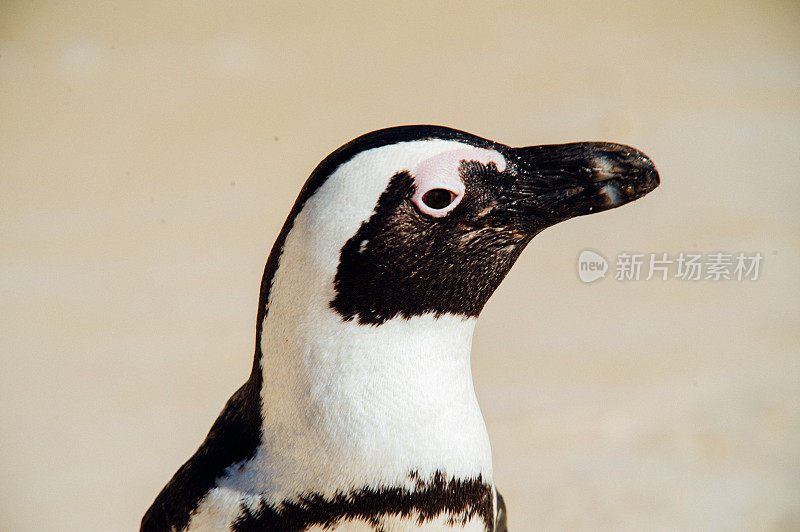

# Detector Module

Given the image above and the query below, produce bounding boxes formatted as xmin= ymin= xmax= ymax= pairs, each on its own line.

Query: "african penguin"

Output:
xmin=142 ymin=125 xmax=659 ymax=531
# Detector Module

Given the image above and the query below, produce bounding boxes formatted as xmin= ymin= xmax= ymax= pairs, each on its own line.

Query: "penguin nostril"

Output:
xmin=422 ymin=188 xmax=456 ymax=210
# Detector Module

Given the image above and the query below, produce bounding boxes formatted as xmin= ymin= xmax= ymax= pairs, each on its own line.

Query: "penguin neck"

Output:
xmin=261 ymin=308 xmax=491 ymax=488
xmin=248 ymin=301 xmax=492 ymax=501
xmin=259 ymin=308 xmax=481 ymax=425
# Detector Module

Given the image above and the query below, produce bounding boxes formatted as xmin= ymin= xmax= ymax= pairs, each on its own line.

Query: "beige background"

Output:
xmin=2 ymin=1 xmax=799 ymax=530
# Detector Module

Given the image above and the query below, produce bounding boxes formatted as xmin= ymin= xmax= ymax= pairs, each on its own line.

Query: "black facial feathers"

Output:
xmin=330 ymin=163 xmax=530 ymax=326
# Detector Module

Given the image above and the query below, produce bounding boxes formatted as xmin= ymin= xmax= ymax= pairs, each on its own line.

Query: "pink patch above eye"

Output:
xmin=411 ymin=147 xmax=506 ymax=217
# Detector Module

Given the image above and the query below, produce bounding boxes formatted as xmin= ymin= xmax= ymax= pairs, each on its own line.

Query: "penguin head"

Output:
xmin=261 ymin=126 xmax=659 ymax=331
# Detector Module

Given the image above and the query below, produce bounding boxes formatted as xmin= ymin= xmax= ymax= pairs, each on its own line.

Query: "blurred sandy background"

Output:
xmin=2 ymin=1 xmax=799 ymax=530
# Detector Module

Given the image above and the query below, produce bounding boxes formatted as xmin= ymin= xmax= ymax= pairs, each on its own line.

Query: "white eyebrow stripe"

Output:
xmin=414 ymin=147 xmax=506 ymax=180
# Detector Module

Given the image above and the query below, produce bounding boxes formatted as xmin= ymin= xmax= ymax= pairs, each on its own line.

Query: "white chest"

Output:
xmin=228 ymin=314 xmax=491 ymax=500
xmin=187 ymin=314 xmax=494 ymax=530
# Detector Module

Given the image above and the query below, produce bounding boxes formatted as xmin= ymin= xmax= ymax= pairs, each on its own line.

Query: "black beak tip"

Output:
xmin=593 ymin=145 xmax=660 ymax=208
xmin=634 ymin=153 xmax=660 ymax=197
xmin=644 ymin=163 xmax=660 ymax=193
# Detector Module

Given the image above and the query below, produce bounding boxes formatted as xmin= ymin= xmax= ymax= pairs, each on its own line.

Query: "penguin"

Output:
xmin=142 ymin=125 xmax=659 ymax=531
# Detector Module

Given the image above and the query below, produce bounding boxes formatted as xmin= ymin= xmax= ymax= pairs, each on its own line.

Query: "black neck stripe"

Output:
xmin=232 ymin=471 xmax=494 ymax=531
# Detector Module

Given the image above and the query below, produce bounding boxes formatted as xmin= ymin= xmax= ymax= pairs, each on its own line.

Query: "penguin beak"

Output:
xmin=497 ymin=142 xmax=660 ymax=229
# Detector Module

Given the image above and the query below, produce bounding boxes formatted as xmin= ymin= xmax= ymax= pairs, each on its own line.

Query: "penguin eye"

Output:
xmin=421 ymin=188 xmax=456 ymax=210
xmin=412 ymin=185 xmax=463 ymax=217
